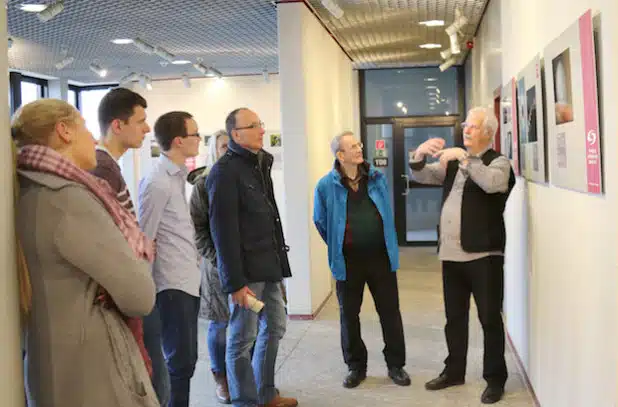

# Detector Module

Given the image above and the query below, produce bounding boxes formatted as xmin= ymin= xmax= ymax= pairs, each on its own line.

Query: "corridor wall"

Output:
xmin=467 ymin=0 xmax=618 ymax=405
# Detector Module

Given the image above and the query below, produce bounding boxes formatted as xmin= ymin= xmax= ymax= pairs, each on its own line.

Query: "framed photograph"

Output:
xmin=500 ymin=78 xmax=520 ymax=176
xmin=543 ymin=9 xmax=602 ymax=194
xmin=517 ymin=55 xmax=548 ymax=183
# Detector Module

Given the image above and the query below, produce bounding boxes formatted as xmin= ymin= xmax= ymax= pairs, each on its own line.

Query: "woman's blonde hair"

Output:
xmin=11 ymin=98 xmax=81 ymax=147
xmin=11 ymin=99 xmax=80 ymax=323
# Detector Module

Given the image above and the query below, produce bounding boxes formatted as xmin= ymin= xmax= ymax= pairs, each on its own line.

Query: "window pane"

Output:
xmin=68 ymin=89 xmax=77 ymax=107
xmin=21 ymin=82 xmax=41 ymax=105
xmin=364 ymin=68 xmax=459 ymax=117
xmin=81 ymin=88 xmax=113 ymax=140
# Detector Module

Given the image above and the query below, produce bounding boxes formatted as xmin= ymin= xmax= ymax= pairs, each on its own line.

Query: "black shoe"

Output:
xmin=481 ymin=385 xmax=504 ymax=404
xmin=424 ymin=373 xmax=465 ymax=391
xmin=343 ymin=370 xmax=366 ymax=389
xmin=388 ymin=367 xmax=411 ymax=386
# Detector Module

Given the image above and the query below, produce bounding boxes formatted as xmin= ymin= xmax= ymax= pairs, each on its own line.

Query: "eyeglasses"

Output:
xmin=182 ymin=132 xmax=201 ymax=139
xmin=235 ymin=121 xmax=265 ymax=131
xmin=340 ymin=142 xmax=363 ymax=152
xmin=462 ymin=122 xmax=481 ymax=131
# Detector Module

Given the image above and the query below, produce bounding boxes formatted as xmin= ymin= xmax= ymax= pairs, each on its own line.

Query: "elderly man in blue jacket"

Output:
xmin=313 ymin=131 xmax=409 ymax=389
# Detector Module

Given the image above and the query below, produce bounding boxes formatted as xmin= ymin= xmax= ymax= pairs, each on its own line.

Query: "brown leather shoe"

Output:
xmin=259 ymin=394 xmax=298 ymax=407
xmin=212 ymin=370 xmax=231 ymax=404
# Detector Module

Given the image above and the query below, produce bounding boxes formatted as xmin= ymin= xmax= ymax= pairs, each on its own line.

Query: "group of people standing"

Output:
xmin=12 ymin=83 xmax=513 ymax=407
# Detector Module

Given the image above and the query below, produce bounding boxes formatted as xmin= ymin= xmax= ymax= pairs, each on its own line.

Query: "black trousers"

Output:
xmin=442 ymin=256 xmax=508 ymax=386
xmin=335 ymin=251 xmax=406 ymax=372
xmin=158 ymin=289 xmax=200 ymax=407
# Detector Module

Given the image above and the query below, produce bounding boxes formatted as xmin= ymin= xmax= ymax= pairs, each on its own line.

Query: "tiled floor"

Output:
xmin=190 ymin=247 xmax=536 ymax=406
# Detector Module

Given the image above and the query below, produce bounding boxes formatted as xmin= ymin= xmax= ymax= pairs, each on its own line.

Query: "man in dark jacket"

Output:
xmin=206 ymin=108 xmax=297 ymax=407
xmin=409 ymin=107 xmax=515 ymax=405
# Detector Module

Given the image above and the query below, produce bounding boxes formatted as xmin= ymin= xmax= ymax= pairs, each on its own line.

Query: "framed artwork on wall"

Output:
xmin=542 ymin=9 xmax=602 ymax=194
xmin=517 ymin=55 xmax=548 ymax=183
xmin=500 ymin=78 xmax=520 ymax=176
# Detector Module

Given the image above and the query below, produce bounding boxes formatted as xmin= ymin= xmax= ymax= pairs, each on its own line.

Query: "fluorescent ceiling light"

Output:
xmin=89 ymin=63 xmax=107 ymax=78
xmin=419 ymin=20 xmax=445 ymax=27
xmin=111 ymin=38 xmax=133 ymax=45
xmin=37 ymin=0 xmax=64 ymax=22
xmin=172 ymin=60 xmax=191 ymax=65
xmin=420 ymin=43 xmax=441 ymax=49
xmin=19 ymin=3 xmax=47 ymax=12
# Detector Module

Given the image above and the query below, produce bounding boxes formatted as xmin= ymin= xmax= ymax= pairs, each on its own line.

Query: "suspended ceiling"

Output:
xmin=7 ymin=0 xmax=488 ymax=85
xmin=306 ymin=0 xmax=488 ymax=68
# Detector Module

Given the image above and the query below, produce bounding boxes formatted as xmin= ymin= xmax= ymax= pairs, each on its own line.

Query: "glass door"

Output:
xmin=364 ymin=116 xmax=462 ymax=246
xmin=393 ymin=117 xmax=461 ymax=246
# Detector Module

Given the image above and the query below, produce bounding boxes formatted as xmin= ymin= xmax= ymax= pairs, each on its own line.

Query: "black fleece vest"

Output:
xmin=441 ymin=149 xmax=515 ymax=253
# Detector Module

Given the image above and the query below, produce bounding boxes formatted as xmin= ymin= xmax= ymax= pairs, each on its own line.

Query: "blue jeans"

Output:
xmin=157 ymin=289 xmax=200 ymax=407
xmin=208 ymin=320 xmax=228 ymax=374
xmin=143 ymin=304 xmax=171 ymax=406
xmin=227 ymin=282 xmax=287 ymax=407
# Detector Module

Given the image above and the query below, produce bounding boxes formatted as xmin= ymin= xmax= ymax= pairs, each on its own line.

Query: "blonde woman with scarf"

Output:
xmin=12 ymin=99 xmax=158 ymax=407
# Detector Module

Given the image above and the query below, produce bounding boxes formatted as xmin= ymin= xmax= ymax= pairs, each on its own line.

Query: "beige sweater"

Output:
xmin=17 ymin=170 xmax=158 ymax=407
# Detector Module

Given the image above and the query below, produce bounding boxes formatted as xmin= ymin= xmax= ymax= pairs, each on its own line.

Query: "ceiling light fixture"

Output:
xmin=182 ymin=73 xmax=191 ymax=89
xmin=320 ymin=0 xmax=344 ymax=19
xmin=440 ymin=48 xmax=452 ymax=59
xmin=111 ymin=38 xmax=133 ymax=45
xmin=89 ymin=63 xmax=107 ymax=78
xmin=419 ymin=20 xmax=445 ymax=27
xmin=155 ymin=46 xmax=175 ymax=63
xmin=37 ymin=0 xmax=64 ymax=22
xmin=420 ymin=43 xmax=441 ymax=49
xmin=207 ymin=67 xmax=223 ymax=79
xmin=172 ymin=60 xmax=191 ymax=65
xmin=132 ymin=38 xmax=155 ymax=54
xmin=18 ymin=3 xmax=47 ymax=12
xmin=192 ymin=62 xmax=208 ymax=75
xmin=55 ymin=56 xmax=74 ymax=70
xmin=119 ymin=72 xmax=139 ymax=84
xmin=139 ymin=74 xmax=153 ymax=91
xmin=439 ymin=57 xmax=456 ymax=72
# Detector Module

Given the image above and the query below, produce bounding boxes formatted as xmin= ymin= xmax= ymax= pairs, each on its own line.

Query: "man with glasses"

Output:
xmin=409 ymin=107 xmax=515 ymax=404
xmin=207 ymin=108 xmax=297 ymax=407
xmin=313 ymin=131 xmax=409 ymax=389
xmin=137 ymin=111 xmax=202 ymax=407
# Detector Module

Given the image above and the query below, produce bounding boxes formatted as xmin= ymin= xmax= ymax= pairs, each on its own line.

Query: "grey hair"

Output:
xmin=330 ymin=130 xmax=354 ymax=157
xmin=469 ymin=106 xmax=498 ymax=139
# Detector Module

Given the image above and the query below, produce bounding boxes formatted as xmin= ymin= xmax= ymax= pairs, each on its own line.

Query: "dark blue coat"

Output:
xmin=206 ymin=139 xmax=291 ymax=294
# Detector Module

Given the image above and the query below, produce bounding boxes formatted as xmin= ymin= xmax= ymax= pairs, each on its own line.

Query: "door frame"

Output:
xmin=363 ymin=116 xmax=463 ymax=246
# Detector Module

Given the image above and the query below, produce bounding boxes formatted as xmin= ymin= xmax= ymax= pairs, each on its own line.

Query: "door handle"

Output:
xmin=401 ymin=174 xmax=410 ymax=196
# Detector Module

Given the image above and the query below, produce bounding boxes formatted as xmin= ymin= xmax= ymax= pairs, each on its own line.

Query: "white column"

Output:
xmin=0 ymin=5 xmax=26 ymax=407
xmin=48 ymin=78 xmax=69 ymax=100
xmin=277 ymin=3 xmax=356 ymax=317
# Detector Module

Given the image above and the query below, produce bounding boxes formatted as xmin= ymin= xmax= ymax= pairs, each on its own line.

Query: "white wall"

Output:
xmin=468 ymin=0 xmax=618 ymax=405
xmin=278 ymin=3 xmax=355 ymax=315
xmin=0 ymin=6 xmax=25 ymax=407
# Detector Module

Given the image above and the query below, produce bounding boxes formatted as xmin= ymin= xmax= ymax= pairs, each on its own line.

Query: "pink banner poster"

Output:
xmin=579 ymin=10 xmax=601 ymax=193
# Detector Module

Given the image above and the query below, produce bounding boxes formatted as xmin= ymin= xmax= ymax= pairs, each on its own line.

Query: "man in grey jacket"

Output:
xmin=409 ymin=107 xmax=515 ymax=405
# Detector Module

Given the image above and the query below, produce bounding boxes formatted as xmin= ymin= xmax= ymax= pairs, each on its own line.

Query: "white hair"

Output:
xmin=469 ymin=106 xmax=498 ymax=139
xmin=205 ymin=129 xmax=228 ymax=168
xmin=330 ymin=130 xmax=354 ymax=157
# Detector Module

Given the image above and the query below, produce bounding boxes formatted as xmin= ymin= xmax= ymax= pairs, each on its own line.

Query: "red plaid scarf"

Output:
xmin=17 ymin=144 xmax=155 ymax=376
